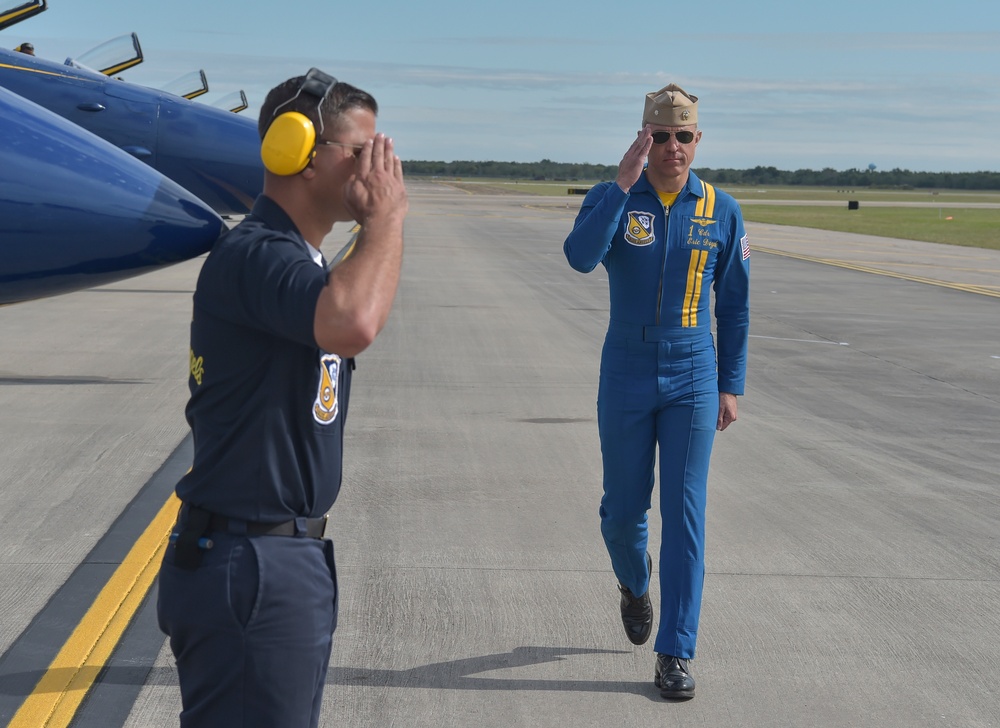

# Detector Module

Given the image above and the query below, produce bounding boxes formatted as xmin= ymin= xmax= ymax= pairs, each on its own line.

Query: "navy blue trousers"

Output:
xmin=157 ymin=532 xmax=338 ymax=728
xmin=597 ymin=325 xmax=718 ymax=659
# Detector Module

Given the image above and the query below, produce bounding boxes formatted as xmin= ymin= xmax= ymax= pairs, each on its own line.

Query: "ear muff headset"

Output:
xmin=261 ymin=67 xmax=338 ymax=176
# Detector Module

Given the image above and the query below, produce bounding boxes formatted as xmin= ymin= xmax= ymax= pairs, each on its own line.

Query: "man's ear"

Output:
xmin=299 ymin=162 xmax=318 ymax=180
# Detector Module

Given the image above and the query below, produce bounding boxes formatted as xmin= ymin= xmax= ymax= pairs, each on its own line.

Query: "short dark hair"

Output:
xmin=258 ymin=74 xmax=378 ymax=140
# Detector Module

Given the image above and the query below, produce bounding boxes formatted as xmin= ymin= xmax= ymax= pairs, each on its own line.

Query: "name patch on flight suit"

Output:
xmin=313 ymin=353 xmax=342 ymax=424
xmin=624 ymin=210 xmax=656 ymax=246
xmin=681 ymin=216 xmax=723 ymax=252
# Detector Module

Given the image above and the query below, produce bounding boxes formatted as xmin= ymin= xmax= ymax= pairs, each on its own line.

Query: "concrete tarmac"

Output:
xmin=0 ymin=180 xmax=998 ymax=727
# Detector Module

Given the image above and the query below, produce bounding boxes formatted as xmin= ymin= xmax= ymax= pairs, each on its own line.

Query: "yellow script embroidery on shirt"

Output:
xmin=189 ymin=348 xmax=204 ymax=386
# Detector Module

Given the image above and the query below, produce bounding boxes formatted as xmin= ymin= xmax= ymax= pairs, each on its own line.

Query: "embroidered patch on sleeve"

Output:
xmin=740 ymin=234 xmax=751 ymax=260
xmin=624 ymin=211 xmax=656 ymax=246
xmin=313 ymin=353 xmax=342 ymax=424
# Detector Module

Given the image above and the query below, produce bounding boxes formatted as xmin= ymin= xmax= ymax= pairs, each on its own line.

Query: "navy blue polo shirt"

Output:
xmin=176 ymin=195 xmax=352 ymax=522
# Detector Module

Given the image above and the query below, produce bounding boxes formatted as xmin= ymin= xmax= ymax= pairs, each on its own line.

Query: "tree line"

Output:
xmin=402 ymin=160 xmax=1000 ymax=190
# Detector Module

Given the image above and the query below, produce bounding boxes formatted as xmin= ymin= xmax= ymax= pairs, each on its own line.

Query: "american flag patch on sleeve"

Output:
xmin=740 ymin=234 xmax=750 ymax=260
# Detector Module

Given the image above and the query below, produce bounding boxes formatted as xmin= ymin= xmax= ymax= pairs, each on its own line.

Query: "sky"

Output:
xmin=10 ymin=0 xmax=1000 ymax=172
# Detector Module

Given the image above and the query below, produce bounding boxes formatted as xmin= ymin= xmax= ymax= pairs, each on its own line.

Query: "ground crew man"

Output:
xmin=563 ymin=83 xmax=750 ymax=700
xmin=157 ymin=68 xmax=407 ymax=727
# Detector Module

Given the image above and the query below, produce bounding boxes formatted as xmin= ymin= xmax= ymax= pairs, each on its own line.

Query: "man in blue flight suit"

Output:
xmin=157 ymin=69 xmax=407 ymax=727
xmin=563 ymin=83 xmax=749 ymax=700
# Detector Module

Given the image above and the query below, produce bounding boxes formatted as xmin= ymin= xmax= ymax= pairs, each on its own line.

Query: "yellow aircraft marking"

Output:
xmin=754 ymin=246 xmax=1000 ymax=298
xmin=0 ymin=62 xmax=99 ymax=82
xmin=100 ymin=58 xmax=142 ymax=77
xmin=0 ymin=1 xmax=43 ymax=25
xmin=9 ymin=494 xmax=180 ymax=728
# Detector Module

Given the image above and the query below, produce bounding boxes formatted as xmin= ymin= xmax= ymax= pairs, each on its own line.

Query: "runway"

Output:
xmin=1 ymin=180 xmax=998 ymax=727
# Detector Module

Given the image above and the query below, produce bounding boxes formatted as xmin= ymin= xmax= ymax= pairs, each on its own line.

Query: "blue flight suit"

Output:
xmin=564 ymin=170 xmax=749 ymax=659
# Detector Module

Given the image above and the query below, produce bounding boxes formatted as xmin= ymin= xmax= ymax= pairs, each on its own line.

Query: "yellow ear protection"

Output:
xmin=261 ymin=68 xmax=338 ymax=176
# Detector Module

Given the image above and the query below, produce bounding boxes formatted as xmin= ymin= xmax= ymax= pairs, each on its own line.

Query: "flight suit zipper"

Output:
xmin=654 ymin=197 xmax=671 ymax=326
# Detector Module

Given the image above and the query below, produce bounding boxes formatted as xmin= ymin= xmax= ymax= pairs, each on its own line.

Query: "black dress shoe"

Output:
xmin=618 ymin=552 xmax=653 ymax=645
xmin=654 ymin=653 xmax=695 ymax=699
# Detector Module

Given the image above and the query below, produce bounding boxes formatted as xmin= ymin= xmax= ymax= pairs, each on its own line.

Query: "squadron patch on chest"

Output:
xmin=624 ymin=210 xmax=656 ymax=246
xmin=313 ymin=353 xmax=342 ymax=425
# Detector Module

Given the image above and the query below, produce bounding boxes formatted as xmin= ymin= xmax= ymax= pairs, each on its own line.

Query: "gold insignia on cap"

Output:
xmin=642 ymin=83 xmax=698 ymax=126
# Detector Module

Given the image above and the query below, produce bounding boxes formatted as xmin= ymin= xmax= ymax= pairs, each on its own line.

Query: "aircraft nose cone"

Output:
xmin=0 ymin=86 xmax=225 ymax=304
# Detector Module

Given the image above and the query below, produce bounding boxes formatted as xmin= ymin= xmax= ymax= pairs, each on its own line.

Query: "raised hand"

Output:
xmin=344 ymin=133 xmax=408 ymax=225
xmin=616 ymin=125 xmax=653 ymax=193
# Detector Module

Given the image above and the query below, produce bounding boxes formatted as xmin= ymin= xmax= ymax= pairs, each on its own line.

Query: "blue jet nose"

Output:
xmin=0 ymin=48 xmax=265 ymax=219
xmin=0 ymin=86 xmax=225 ymax=305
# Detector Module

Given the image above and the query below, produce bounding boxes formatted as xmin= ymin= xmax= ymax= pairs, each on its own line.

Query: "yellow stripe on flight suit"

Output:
xmin=682 ymin=182 xmax=716 ymax=327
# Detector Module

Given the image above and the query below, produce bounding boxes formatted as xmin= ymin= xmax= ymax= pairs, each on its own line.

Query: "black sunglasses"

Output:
xmin=651 ymin=130 xmax=695 ymax=145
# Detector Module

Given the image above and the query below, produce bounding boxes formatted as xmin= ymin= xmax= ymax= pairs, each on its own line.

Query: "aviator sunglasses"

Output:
xmin=316 ymin=139 xmax=365 ymax=157
xmin=651 ymin=130 xmax=696 ymax=145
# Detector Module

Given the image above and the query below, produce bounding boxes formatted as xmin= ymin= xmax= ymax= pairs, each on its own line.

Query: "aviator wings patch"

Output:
xmin=624 ymin=211 xmax=655 ymax=246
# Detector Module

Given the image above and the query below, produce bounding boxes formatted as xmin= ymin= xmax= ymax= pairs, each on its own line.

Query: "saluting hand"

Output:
xmin=616 ymin=125 xmax=653 ymax=193
xmin=344 ymin=133 xmax=408 ymax=225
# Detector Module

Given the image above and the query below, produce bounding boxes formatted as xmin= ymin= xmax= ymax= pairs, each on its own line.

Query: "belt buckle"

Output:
xmin=320 ymin=513 xmax=329 ymax=538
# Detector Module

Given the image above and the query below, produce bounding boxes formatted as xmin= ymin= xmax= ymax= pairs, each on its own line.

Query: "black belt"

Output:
xmin=172 ymin=505 xmax=327 ymax=570
xmin=207 ymin=513 xmax=328 ymax=539
xmin=177 ymin=503 xmax=329 ymax=539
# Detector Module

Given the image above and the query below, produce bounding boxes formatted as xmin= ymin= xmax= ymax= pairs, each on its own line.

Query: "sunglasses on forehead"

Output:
xmin=651 ymin=130 xmax=696 ymax=145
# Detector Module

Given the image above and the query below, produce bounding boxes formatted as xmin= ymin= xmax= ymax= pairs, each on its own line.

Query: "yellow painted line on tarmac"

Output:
xmin=754 ymin=246 xmax=1000 ymax=299
xmin=329 ymin=224 xmax=362 ymax=268
xmin=9 ymin=494 xmax=180 ymax=728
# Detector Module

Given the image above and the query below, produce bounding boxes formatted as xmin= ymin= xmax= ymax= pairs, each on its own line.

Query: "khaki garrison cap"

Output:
xmin=642 ymin=83 xmax=698 ymax=126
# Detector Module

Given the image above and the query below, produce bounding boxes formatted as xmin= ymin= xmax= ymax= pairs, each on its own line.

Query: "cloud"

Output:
xmin=105 ymin=46 xmax=1000 ymax=172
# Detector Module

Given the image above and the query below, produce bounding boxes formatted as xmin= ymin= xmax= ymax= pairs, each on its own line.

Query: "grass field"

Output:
xmin=425 ymin=178 xmax=1000 ymax=251
xmin=721 ymin=186 xmax=1000 ymax=204
xmin=740 ymin=205 xmax=1000 ymax=251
